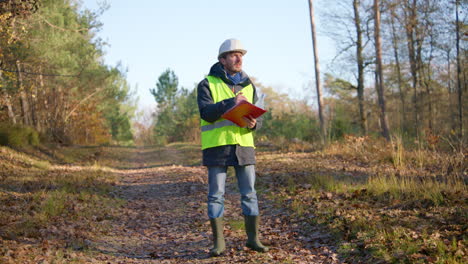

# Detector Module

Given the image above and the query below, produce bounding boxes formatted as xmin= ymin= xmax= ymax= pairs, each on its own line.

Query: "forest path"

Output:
xmin=88 ymin=145 xmax=342 ymax=263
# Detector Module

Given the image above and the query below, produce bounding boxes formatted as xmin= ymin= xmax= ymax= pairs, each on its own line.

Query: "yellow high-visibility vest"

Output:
xmin=201 ymin=75 xmax=255 ymax=150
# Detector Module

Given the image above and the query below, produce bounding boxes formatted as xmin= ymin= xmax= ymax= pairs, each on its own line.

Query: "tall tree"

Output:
xmin=0 ymin=0 xmax=38 ymax=125
xmin=308 ymin=0 xmax=326 ymax=143
xmin=455 ymin=0 xmax=464 ymax=138
xmin=402 ymin=0 xmax=421 ymax=136
xmin=15 ymin=60 xmax=32 ymax=126
xmin=353 ymin=0 xmax=368 ymax=135
xmin=0 ymin=65 xmax=16 ymax=124
xmin=150 ymin=69 xmax=180 ymax=144
xmin=320 ymin=0 xmax=374 ymax=136
xmin=150 ymin=69 xmax=179 ymax=108
xmin=389 ymin=1 xmax=407 ymax=130
xmin=374 ymin=0 xmax=391 ymax=140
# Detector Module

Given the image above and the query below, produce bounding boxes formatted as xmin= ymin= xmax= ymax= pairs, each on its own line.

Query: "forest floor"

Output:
xmin=0 ymin=143 xmax=342 ymax=263
xmin=0 ymin=140 xmax=466 ymax=263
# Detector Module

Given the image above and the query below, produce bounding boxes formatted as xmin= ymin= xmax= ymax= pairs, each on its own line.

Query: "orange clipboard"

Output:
xmin=221 ymin=100 xmax=267 ymax=127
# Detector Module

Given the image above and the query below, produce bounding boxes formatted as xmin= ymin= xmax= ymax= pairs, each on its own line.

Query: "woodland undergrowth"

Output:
xmin=0 ymin=138 xmax=466 ymax=263
xmin=256 ymin=135 xmax=466 ymax=263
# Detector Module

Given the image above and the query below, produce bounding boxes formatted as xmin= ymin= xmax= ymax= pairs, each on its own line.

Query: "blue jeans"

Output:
xmin=207 ymin=165 xmax=259 ymax=218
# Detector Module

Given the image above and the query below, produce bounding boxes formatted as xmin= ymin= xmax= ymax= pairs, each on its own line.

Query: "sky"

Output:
xmin=80 ymin=0 xmax=337 ymax=111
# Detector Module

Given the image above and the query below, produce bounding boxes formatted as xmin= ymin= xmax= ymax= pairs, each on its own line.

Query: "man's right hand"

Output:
xmin=235 ymin=92 xmax=247 ymax=104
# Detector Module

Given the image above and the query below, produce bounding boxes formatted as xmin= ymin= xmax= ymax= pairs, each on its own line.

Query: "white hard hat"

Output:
xmin=218 ymin=38 xmax=247 ymax=59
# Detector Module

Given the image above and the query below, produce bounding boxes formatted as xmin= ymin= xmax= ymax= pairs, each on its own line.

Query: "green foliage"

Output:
xmin=0 ymin=123 xmax=40 ymax=147
xmin=101 ymin=68 xmax=135 ymax=143
xmin=171 ymin=88 xmax=199 ymax=141
xmin=153 ymin=107 xmax=176 ymax=144
xmin=329 ymin=104 xmax=360 ymax=140
xmin=323 ymin=74 xmax=362 ymax=140
xmin=151 ymin=70 xmax=199 ymax=144
xmin=324 ymin=73 xmax=356 ymax=100
xmin=150 ymin=69 xmax=179 ymax=106
xmin=254 ymin=83 xmax=322 ymax=143
xmin=0 ymin=0 xmax=134 ymax=146
xmin=105 ymin=107 xmax=133 ymax=142
xmin=258 ymin=111 xmax=320 ymax=142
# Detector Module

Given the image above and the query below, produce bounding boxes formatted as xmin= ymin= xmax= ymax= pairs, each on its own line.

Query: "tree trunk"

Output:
xmin=415 ymin=20 xmax=427 ymax=133
xmin=390 ymin=4 xmax=406 ymax=131
xmin=16 ymin=60 xmax=32 ymax=126
xmin=308 ymin=0 xmax=326 ymax=143
xmin=0 ymin=62 xmax=17 ymax=124
xmin=31 ymin=69 xmax=40 ymax=132
xmin=423 ymin=34 xmax=435 ymax=132
xmin=403 ymin=0 xmax=420 ymax=137
xmin=52 ymin=83 xmax=66 ymax=142
xmin=353 ymin=0 xmax=367 ymax=135
xmin=447 ymin=49 xmax=452 ymax=93
xmin=455 ymin=0 xmax=464 ymax=138
xmin=374 ymin=0 xmax=390 ymax=141
xmin=39 ymin=71 xmax=49 ymax=133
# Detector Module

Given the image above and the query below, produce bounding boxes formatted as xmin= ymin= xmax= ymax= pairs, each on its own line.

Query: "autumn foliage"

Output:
xmin=0 ymin=0 xmax=134 ymax=146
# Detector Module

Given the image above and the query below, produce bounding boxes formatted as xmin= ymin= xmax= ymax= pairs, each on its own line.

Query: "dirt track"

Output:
xmin=85 ymin=146 xmax=342 ymax=263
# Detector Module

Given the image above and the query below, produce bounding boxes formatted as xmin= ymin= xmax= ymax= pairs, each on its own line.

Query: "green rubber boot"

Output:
xmin=244 ymin=215 xmax=269 ymax=252
xmin=209 ymin=217 xmax=225 ymax=257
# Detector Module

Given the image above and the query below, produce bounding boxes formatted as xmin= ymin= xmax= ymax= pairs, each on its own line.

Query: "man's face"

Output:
xmin=220 ymin=51 xmax=243 ymax=75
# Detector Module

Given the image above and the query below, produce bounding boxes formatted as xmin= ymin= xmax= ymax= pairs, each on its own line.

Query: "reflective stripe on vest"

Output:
xmin=201 ymin=119 xmax=237 ymax=132
xmin=201 ymin=75 xmax=255 ymax=150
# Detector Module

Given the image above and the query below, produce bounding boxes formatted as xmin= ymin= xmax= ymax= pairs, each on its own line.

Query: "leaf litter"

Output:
xmin=1 ymin=145 xmax=344 ymax=263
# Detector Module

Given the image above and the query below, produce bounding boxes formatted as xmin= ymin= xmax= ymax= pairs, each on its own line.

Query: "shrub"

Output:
xmin=0 ymin=123 xmax=40 ymax=147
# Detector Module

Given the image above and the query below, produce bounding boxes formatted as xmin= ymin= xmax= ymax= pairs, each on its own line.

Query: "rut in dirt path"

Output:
xmin=89 ymin=148 xmax=343 ymax=263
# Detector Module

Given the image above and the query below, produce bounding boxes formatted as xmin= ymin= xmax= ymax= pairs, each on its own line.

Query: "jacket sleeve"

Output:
xmin=197 ymin=78 xmax=236 ymax=123
xmin=251 ymin=84 xmax=263 ymax=131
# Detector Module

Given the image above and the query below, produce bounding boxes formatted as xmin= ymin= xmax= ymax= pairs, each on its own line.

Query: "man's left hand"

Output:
xmin=243 ymin=115 xmax=256 ymax=129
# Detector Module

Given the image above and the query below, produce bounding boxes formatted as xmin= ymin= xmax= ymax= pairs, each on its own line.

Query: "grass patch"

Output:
xmin=31 ymin=160 xmax=51 ymax=170
xmin=227 ymin=219 xmax=244 ymax=231
xmin=6 ymin=169 xmax=122 ymax=237
xmin=366 ymin=172 xmax=466 ymax=206
xmin=42 ymin=189 xmax=68 ymax=218
xmin=0 ymin=145 xmax=124 ymax=262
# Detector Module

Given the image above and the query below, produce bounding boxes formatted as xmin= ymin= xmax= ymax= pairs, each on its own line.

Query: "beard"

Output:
xmin=226 ymin=63 xmax=242 ymax=74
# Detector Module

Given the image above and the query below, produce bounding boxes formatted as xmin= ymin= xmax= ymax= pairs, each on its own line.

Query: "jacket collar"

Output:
xmin=208 ymin=62 xmax=250 ymax=86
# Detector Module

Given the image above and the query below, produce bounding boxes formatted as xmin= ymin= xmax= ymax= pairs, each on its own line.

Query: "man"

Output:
xmin=197 ymin=38 xmax=268 ymax=257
